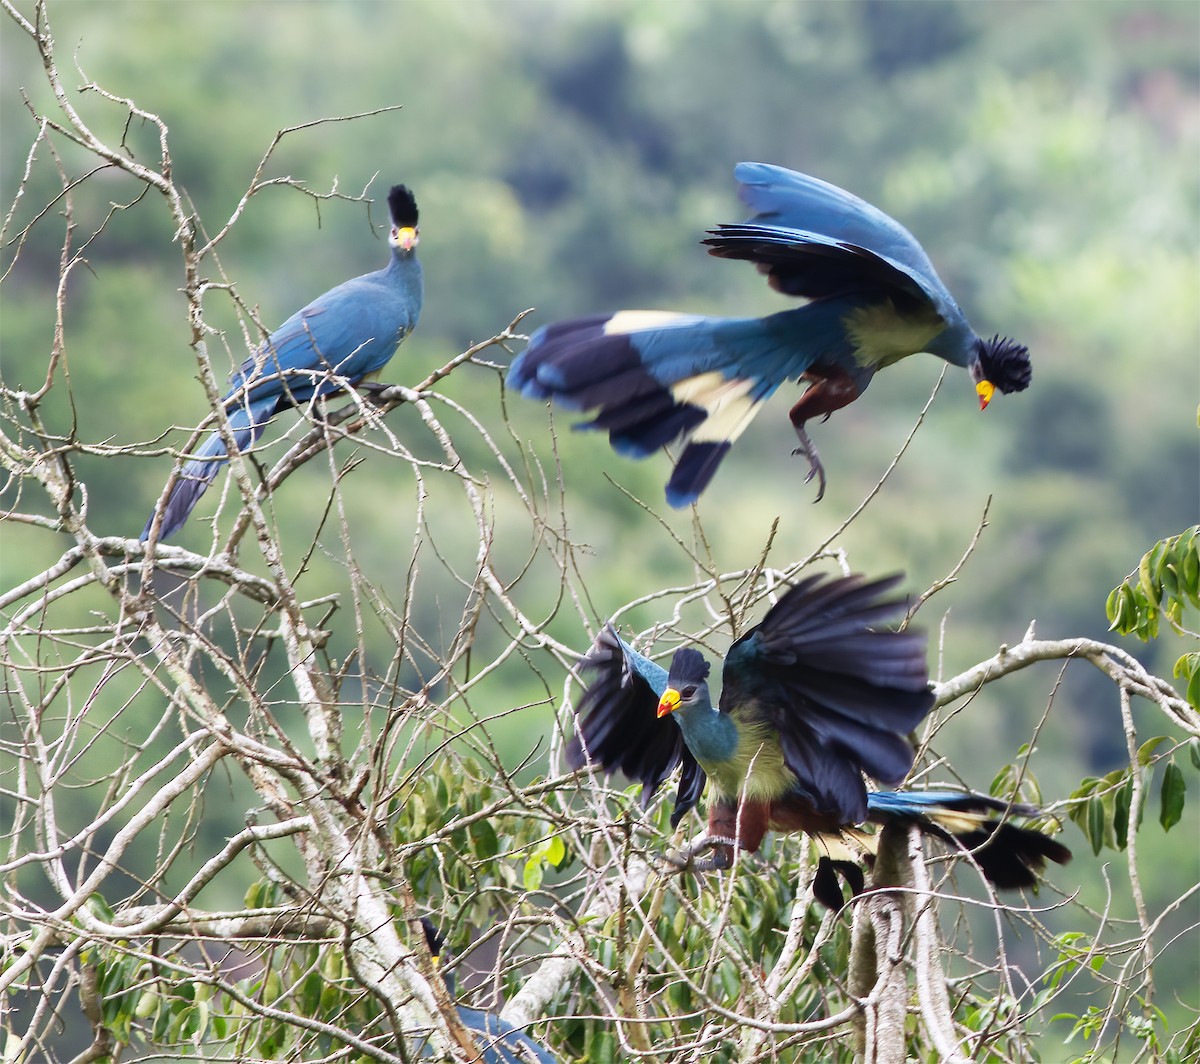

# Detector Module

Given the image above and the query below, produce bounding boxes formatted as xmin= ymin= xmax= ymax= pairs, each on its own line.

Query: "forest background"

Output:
xmin=1 ymin=0 xmax=1197 ymax=1060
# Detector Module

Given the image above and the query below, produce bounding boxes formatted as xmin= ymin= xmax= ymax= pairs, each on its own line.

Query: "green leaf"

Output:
xmin=1175 ymin=653 xmax=1200 ymax=710
xmin=86 ymin=894 xmax=116 ymax=922
xmin=1113 ymin=777 xmax=1131 ymax=851
xmin=1069 ymin=776 xmax=1099 ymax=801
xmin=193 ymin=997 xmax=209 ymax=1040
xmin=990 ymin=761 xmax=1019 ymax=798
xmin=1139 ymin=548 xmax=1161 ymax=606
xmin=470 ymin=819 xmax=500 ymax=860
xmin=1105 ymin=585 xmax=1122 ymax=627
xmin=1159 ymin=761 xmax=1186 ymax=831
xmin=522 ymin=858 xmax=544 ymax=892
xmin=672 ymin=905 xmax=687 ymax=940
xmin=1086 ymin=797 xmax=1106 ymax=856
xmin=1110 ymin=528 xmax=1200 ymax=641
xmin=1184 ymin=533 xmax=1200 ymax=595
xmin=1137 ymin=736 xmax=1170 ymax=767
xmin=133 ymin=989 xmax=158 ymax=1020
xmin=301 ymin=971 xmax=323 ymax=1015
xmin=544 ymin=834 xmax=566 ymax=867
xmin=408 ymin=791 xmax=427 ymax=836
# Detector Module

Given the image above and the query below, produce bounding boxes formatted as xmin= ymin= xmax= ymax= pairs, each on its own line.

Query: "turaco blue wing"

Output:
xmin=141 ymin=184 xmax=423 ymax=541
xmin=704 ymin=163 xmax=1032 ymax=387
xmin=566 ymin=623 xmax=706 ymax=828
xmin=570 ymin=572 xmax=1069 ymax=910
xmin=705 ymin=161 xmax=960 ymax=311
xmin=508 ymin=163 xmax=1030 ymax=508
xmin=713 ymin=572 xmax=935 ymax=825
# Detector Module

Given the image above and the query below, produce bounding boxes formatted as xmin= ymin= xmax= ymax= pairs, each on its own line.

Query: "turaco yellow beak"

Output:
xmin=976 ymin=379 xmax=996 ymax=411
xmin=394 ymin=226 xmax=418 ymax=251
xmin=657 ymin=688 xmax=680 ymax=718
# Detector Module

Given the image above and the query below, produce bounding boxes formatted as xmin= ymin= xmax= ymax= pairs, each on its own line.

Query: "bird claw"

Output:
xmin=660 ymin=850 xmax=692 ymax=873
xmin=791 ymin=425 xmax=827 ymax=503
xmin=661 ymin=835 xmax=737 ymax=874
xmin=356 ymin=380 xmax=391 ymax=398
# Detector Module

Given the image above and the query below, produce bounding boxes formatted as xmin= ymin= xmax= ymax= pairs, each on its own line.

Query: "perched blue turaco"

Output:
xmin=141 ymin=185 xmax=423 ymax=541
xmin=418 ymin=919 xmax=560 ymax=1064
xmin=568 ymin=572 xmax=1070 ymax=910
xmin=509 ymin=163 xmax=1031 ymax=507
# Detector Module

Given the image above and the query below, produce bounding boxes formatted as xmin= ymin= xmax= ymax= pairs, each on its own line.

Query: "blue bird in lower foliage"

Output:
xmin=141 ymin=185 xmax=423 ymax=541
xmin=419 ymin=920 xmax=559 ymax=1064
xmin=508 ymin=163 xmax=1031 ymax=507
xmin=568 ymin=572 xmax=1070 ymax=910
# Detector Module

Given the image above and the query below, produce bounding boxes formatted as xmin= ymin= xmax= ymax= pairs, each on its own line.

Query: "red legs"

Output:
xmin=788 ymin=370 xmax=862 ymax=503
xmin=662 ymin=801 xmax=768 ymax=874
xmin=660 ymin=799 xmax=873 ymax=911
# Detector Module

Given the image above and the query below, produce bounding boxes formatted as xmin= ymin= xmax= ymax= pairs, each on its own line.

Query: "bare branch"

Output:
xmin=934 ymin=632 xmax=1196 ymax=736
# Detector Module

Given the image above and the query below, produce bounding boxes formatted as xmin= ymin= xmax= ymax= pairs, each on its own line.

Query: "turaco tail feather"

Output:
xmin=141 ymin=183 xmax=423 ymax=541
xmin=569 ymin=571 xmax=1070 ymax=909
xmin=508 ymin=163 xmax=1031 ymax=506
xmin=863 ymin=789 xmax=1072 ymax=892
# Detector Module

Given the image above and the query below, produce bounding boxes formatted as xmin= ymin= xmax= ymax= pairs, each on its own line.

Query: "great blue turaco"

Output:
xmin=418 ymin=919 xmax=560 ymax=1064
xmin=141 ymin=184 xmax=423 ymax=541
xmin=567 ymin=571 xmax=1070 ymax=910
xmin=508 ymin=163 xmax=1031 ymax=508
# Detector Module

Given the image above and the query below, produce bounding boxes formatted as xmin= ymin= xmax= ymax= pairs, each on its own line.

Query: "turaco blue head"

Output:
xmin=656 ymin=648 xmax=712 ymax=719
xmin=971 ymin=334 xmax=1031 ymax=410
xmin=388 ymin=184 xmax=419 ymax=255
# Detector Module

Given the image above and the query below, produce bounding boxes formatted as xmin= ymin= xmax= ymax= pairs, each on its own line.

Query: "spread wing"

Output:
xmin=721 ymin=572 xmax=934 ymax=824
xmin=567 ymin=623 xmax=706 ymax=827
xmin=703 ymin=162 xmax=962 ymax=324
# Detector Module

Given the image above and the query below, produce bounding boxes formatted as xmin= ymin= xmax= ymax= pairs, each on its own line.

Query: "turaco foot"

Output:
xmin=307 ymin=383 xmax=391 ymax=429
xmin=661 ymin=834 xmax=737 ymax=873
xmin=791 ymin=424 xmax=827 ymax=503
xmin=355 ymin=380 xmax=393 ymax=399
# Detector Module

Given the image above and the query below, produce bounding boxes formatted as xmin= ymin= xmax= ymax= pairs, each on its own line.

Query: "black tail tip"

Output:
xmin=814 ymin=856 xmax=866 ymax=912
xmin=959 ymin=823 xmax=1072 ymax=890
xmin=388 ymin=184 xmax=418 ymax=228
xmin=979 ymin=335 xmax=1031 ymax=394
xmin=664 ymin=440 xmax=732 ymax=508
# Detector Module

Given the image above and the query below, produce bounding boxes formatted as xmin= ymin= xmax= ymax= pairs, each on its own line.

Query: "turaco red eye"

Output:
xmin=680 ymin=685 xmax=696 ymax=699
